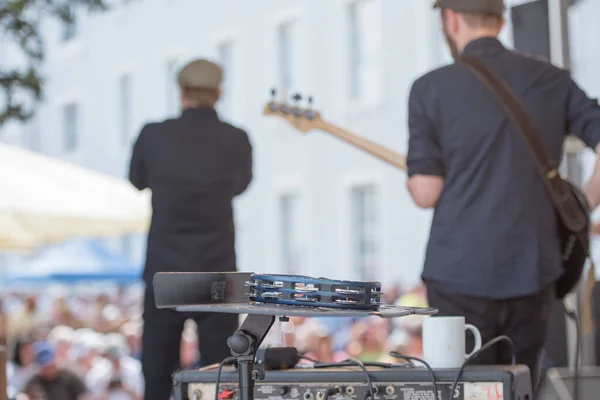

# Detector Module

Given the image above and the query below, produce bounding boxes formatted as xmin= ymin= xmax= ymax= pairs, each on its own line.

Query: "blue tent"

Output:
xmin=3 ymin=239 xmax=142 ymax=284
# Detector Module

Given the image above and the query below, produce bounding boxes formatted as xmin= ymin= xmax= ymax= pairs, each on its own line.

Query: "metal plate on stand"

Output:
xmin=174 ymin=302 xmax=437 ymax=318
xmin=154 ymin=271 xmax=437 ymax=318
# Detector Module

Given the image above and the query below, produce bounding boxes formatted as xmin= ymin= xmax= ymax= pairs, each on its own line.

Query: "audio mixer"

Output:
xmin=172 ymin=365 xmax=532 ymax=400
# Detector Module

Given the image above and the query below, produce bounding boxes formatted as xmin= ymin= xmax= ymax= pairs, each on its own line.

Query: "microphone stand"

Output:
xmin=225 ymin=314 xmax=276 ymax=400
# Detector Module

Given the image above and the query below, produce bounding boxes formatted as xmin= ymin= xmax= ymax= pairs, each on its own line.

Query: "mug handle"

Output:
xmin=465 ymin=323 xmax=482 ymax=358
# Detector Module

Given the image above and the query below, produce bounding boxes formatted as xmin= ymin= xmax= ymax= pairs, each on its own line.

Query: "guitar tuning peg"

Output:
xmin=305 ymin=95 xmax=316 ymax=120
xmin=292 ymin=94 xmax=303 ymax=117
xmin=268 ymin=88 xmax=279 ymax=112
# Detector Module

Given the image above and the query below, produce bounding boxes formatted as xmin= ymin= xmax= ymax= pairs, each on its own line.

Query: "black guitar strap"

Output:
xmin=459 ymin=55 xmax=587 ymax=234
xmin=459 ymin=55 xmax=596 ymax=333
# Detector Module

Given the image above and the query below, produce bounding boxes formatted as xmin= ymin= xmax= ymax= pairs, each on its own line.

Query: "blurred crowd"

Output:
xmin=281 ymin=285 xmax=427 ymax=365
xmin=0 ymin=283 xmax=427 ymax=400
xmin=1 ymin=290 xmax=146 ymax=400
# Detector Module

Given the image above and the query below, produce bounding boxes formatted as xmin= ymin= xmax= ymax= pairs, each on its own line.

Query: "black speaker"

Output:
xmin=538 ymin=367 xmax=600 ymax=399
xmin=511 ymin=0 xmax=551 ymax=59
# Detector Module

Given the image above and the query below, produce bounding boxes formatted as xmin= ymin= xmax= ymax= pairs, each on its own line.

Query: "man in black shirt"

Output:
xmin=22 ymin=341 xmax=88 ymax=400
xmin=407 ymin=0 xmax=600 ymax=384
xmin=129 ymin=59 xmax=252 ymax=400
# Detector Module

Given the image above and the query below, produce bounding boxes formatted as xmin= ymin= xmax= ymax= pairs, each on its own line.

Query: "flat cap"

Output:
xmin=433 ymin=0 xmax=505 ymax=15
xmin=177 ymin=59 xmax=222 ymax=90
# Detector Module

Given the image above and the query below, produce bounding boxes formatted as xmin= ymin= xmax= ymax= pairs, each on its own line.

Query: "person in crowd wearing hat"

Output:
xmin=86 ymin=333 xmax=143 ymax=400
xmin=67 ymin=329 xmax=107 ymax=380
xmin=22 ymin=340 xmax=88 ymax=400
xmin=47 ymin=325 xmax=74 ymax=367
xmin=128 ymin=58 xmax=252 ymax=400
xmin=406 ymin=0 xmax=600 ymax=386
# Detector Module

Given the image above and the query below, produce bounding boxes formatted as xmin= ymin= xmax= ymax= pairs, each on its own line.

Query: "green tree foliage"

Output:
xmin=0 ymin=0 xmax=106 ymax=126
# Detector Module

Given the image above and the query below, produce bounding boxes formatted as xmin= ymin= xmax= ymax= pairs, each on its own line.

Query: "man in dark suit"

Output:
xmin=129 ymin=59 xmax=252 ymax=400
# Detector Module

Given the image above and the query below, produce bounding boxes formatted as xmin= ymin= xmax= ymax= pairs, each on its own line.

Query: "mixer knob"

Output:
xmin=278 ymin=386 xmax=289 ymax=396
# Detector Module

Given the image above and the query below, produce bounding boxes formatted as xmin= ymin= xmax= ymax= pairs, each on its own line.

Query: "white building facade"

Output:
xmin=2 ymin=0 xmax=600 ymax=288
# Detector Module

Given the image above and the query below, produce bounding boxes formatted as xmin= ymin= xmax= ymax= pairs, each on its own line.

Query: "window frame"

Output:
xmin=266 ymin=7 xmax=310 ymax=103
xmin=342 ymin=0 xmax=385 ymax=111
xmin=209 ymin=28 xmax=241 ymax=122
xmin=270 ymin=173 xmax=312 ymax=276
xmin=215 ymin=38 xmax=236 ymax=120
xmin=118 ymin=73 xmax=134 ymax=146
xmin=62 ymin=102 xmax=79 ymax=153
xmin=336 ymin=171 xmax=386 ymax=281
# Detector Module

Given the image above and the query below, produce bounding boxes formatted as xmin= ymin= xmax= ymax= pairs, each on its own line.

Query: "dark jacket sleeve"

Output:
xmin=234 ymin=129 xmax=253 ymax=196
xmin=129 ymin=125 xmax=150 ymax=190
xmin=407 ymin=78 xmax=445 ymax=177
xmin=566 ymin=77 xmax=600 ymax=149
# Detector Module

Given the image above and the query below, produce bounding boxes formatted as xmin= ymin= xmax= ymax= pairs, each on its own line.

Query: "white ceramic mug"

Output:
xmin=422 ymin=316 xmax=482 ymax=369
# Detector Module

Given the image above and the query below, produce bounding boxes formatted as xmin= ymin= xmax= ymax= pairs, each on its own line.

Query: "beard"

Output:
xmin=443 ymin=27 xmax=460 ymax=60
xmin=440 ymin=12 xmax=460 ymax=61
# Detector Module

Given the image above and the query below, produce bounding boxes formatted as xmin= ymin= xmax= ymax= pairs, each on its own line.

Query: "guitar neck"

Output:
xmin=318 ymin=120 xmax=407 ymax=171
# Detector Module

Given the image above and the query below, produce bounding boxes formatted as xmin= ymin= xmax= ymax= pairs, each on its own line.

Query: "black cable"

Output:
xmin=341 ymin=358 xmax=375 ymax=400
xmin=564 ymin=302 xmax=580 ymax=400
xmin=214 ymin=356 xmax=237 ymax=400
xmin=448 ymin=335 xmax=516 ymax=399
xmin=299 ymin=355 xmax=412 ymax=369
xmin=299 ymin=355 xmax=319 ymax=363
xmin=297 ymin=356 xmax=377 ymax=399
xmin=389 ymin=352 xmax=439 ymax=400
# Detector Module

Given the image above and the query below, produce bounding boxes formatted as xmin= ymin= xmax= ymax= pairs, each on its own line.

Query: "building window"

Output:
xmin=26 ymin=116 xmax=41 ymax=151
xmin=350 ymin=184 xmax=379 ymax=280
xmin=166 ymin=59 xmax=179 ymax=116
xmin=61 ymin=9 xmax=77 ymax=42
xmin=347 ymin=0 xmax=383 ymax=102
xmin=63 ymin=103 xmax=78 ymax=152
xmin=279 ymin=193 xmax=302 ymax=274
xmin=277 ymin=20 xmax=296 ymax=92
xmin=119 ymin=74 xmax=132 ymax=144
xmin=217 ymin=40 xmax=233 ymax=118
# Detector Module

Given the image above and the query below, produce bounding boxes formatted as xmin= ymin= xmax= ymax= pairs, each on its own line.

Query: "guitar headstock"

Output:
xmin=263 ymin=88 xmax=323 ymax=133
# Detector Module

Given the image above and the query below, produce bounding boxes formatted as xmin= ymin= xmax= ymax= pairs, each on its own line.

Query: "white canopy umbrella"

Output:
xmin=0 ymin=143 xmax=151 ymax=251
